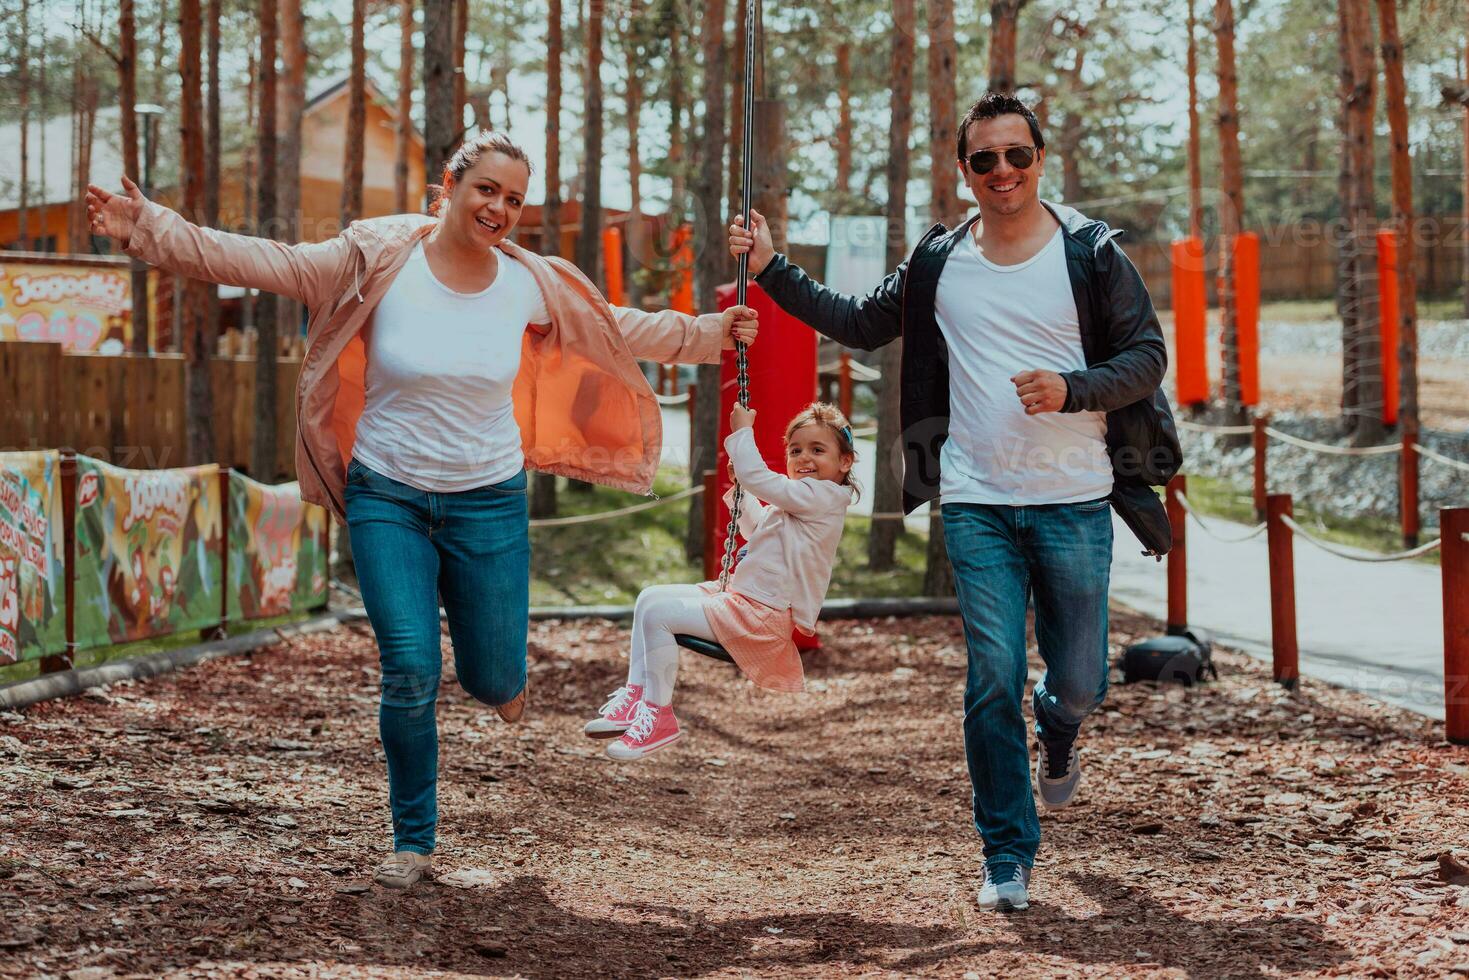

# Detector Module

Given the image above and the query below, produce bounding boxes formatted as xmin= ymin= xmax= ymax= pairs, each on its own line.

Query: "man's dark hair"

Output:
xmin=955 ymin=93 xmax=1046 ymax=162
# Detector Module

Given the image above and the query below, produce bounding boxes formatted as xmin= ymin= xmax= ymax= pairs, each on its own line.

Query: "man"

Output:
xmin=729 ymin=92 xmax=1179 ymax=912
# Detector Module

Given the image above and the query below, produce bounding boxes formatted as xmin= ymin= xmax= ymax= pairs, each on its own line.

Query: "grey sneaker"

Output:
xmin=373 ymin=850 xmax=432 ymax=889
xmin=1035 ymin=739 xmax=1082 ymax=810
xmin=978 ymin=863 xmax=1031 ymax=912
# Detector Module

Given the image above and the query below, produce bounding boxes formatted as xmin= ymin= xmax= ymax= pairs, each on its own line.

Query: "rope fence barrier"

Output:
xmin=1174 ymin=492 xmax=1269 ymax=542
xmin=1278 ymin=514 xmax=1443 ymax=562
xmin=1263 ymin=426 xmax=1402 ymax=457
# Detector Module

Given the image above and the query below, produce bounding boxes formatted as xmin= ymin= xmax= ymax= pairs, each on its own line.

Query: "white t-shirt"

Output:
xmin=933 ymin=225 xmax=1113 ymax=506
xmin=352 ymin=243 xmax=550 ymax=492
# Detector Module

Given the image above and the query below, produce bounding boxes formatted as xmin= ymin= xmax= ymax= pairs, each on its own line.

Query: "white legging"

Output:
xmin=627 ymin=582 xmax=721 ymax=705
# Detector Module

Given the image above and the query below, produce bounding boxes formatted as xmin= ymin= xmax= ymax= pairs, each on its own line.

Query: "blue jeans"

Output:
xmin=942 ymin=499 xmax=1113 ymax=871
xmin=344 ymin=459 xmax=530 ymax=855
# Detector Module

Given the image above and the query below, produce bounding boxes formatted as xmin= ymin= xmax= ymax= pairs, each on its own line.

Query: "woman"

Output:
xmin=86 ymin=130 xmax=758 ymax=889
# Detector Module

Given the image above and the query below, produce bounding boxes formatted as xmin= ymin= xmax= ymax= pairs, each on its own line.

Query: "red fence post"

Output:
xmin=1235 ymin=232 xmax=1260 ymax=407
xmin=1443 ymin=508 xmax=1469 ymax=745
xmin=1166 ymin=475 xmax=1188 ymax=633
xmin=1266 ymin=493 xmax=1299 ymax=689
xmin=1401 ymin=429 xmax=1419 ymax=548
xmin=838 ymin=351 xmax=853 ymax=420
xmin=41 ymin=450 xmax=79 ymax=675
xmin=1170 ymin=237 xmax=1209 ymax=407
xmin=1252 ymin=413 xmax=1269 ymax=522
xmin=1376 ymin=228 xmax=1400 ymax=427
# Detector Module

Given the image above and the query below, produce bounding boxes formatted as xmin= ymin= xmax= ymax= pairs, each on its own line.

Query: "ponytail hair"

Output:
xmin=427 ymin=130 xmax=534 ymax=216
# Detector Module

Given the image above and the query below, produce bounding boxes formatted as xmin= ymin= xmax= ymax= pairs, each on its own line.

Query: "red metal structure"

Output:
xmin=711 ymin=279 xmax=819 ymax=648
xmin=1170 ymin=237 xmax=1208 ymax=407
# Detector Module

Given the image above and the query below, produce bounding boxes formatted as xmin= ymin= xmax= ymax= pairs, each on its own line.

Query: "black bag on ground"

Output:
xmin=1120 ymin=628 xmax=1217 ymax=686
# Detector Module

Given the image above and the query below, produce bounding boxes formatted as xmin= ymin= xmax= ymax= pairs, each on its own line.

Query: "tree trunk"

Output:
xmin=242 ymin=43 xmax=257 ymax=334
xmin=871 ymin=0 xmax=915 ymax=572
xmin=1463 ymin=35 xmax=1468 ymax=320
xmin=1186 ymin=0 xmax=1203 ymax=241
xmin=274 ymin=0 xmax=305 ymax=335
xmin=1376 ymin=0 xmax=1416 ymax=441
xmin=180 ymin=0 xmax=214 ymax=465
xmin=205 ymin=0 xmax=220 ymax=345
xmin=1214 ymin=0 xmax=1247 ymax=429
xmin=422 ymin=0 xmax=457 ymax=179
xmin=922 ymin=0 xmax=959 ymax=596
xmin=532 ymin=0 xmax=564 ymax=520
xmin=623 ymin=0 xmax=645 ymax=308
xmin=453 ymin=0 xmax=468 ymax=141
xmin=575 ymin=0 xmax=606 ymax=291
xmin=835 ymin=40 xmax=853 ymax=197
xmin=119 ymin=0 xmax=150 ymax=351
xmin=341 ymin=0 xmax=367 ymax=226
xmin=18 ymin=0 xmax=30 ymax=246
xmin=1339 ymin=0 xmax=1384 ymax=444
xmin=988 ymin=0 xmax=1028 ymax=94
xmin=686 ymin=0 xmax=727 ymax=563
xmin=927 ymin=0 xmax=962 ymax=227
xmin=252 ymin=0 xmax=280 ymax=480
xmin=1335 ymin=11 xmax=1356 ymax=416
xmin=395 ymin=0 xmax=414 ymax=213
xmin=726 ymin=0 xmax=746 ymax=254
xmin=667 ymin=0 xmax=686 ymax=209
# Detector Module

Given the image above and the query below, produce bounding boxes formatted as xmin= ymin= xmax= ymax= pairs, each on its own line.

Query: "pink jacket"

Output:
xmin=721 ymin=427 xmax=853 ymax=632
xmin=122 ymin=202 xmax=727 ymax=520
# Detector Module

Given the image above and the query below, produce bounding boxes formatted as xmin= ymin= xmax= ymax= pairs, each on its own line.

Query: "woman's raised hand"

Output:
xmin=728 ymin=209 xmax=775 ymax=278
xmin=85 ymin=176 xmax=147 ymax=247
xmin=721 ymin=304 xmax=759 ymax=350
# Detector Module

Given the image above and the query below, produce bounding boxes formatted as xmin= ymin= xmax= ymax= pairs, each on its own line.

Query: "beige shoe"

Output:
xmin=373 ymin=850 xmax=432 ymax=889
xmin=495 ymin=682 xmax=526 ymax=724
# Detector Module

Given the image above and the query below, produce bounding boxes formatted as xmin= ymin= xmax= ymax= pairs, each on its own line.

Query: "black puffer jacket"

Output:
xmin=752 ymin=201 xmax=1182 ymax=557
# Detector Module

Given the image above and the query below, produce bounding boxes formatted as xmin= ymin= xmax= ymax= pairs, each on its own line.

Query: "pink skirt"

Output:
xmin=696 ymin=581 xmax=805 ymax=693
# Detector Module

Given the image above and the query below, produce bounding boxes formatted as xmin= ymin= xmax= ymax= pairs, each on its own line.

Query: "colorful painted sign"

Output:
xmin=0 ymin=260 xmax=131 ymax=354
xmin=226 ymin=472 xmax=329 ymax=622
xmin=72 ymin=457 xmax=223 ymax=648
xmin=0 ymin=451 xmax=66 ymax=664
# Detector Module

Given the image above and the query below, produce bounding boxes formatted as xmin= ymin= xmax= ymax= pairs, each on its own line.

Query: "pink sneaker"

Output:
xmin=605 ymin=701 xmax=683 ymax=760
xmin=583 ymin=684 xmax=644 ymax=739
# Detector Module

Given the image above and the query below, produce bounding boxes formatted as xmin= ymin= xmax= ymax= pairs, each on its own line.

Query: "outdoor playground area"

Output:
xmin=5 ymin=0 xmax=1469 ymax=974
xmin=2 ymin=605 xmax=1467 ymax=979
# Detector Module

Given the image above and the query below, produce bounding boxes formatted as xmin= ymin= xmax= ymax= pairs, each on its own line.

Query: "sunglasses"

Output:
xmin=966 ymin=145 xmax=1037 ymax=175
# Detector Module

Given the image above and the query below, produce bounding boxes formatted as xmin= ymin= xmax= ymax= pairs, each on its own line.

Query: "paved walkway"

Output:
xmin=1110 ymin=510 xmax=1447 ymax=720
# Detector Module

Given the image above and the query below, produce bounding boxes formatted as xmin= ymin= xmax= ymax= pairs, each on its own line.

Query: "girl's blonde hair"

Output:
xmin=784 ymin=402 xmax=862 ymax=500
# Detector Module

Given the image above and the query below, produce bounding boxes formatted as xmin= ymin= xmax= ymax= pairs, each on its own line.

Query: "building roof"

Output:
xmin=0 ymin=74 xmax=421 ymax=212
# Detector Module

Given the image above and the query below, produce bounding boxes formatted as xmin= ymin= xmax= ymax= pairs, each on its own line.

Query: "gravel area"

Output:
xmin=2 ymin=611 xmax=1467 ymax=978
xmin=1180 ymin=413 xmax=1469 ymax=525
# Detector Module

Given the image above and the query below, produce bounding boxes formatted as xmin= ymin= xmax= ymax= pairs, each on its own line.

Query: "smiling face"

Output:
xmin=442 ymin=151 xmax=530 ymax=249
xmin=959 ymin=113 xmax=1045 ymax=218
xmin=786 ymin=422 xmax=854 ymax=485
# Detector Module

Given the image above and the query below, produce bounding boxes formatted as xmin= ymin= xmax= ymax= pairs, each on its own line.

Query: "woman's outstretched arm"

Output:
xmin=87 ymin=176 xmax=353 ymax=307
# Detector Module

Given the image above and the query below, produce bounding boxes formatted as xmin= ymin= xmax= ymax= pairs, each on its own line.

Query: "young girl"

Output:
xmin=584 ymin=401 xmax=858 ymax=760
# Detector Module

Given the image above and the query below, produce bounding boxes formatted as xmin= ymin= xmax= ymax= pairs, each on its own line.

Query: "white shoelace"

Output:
xmin=600 ymin=686 xmax=636 ymax=718
xmin=625 ymin=701 xmax=658 ymax=741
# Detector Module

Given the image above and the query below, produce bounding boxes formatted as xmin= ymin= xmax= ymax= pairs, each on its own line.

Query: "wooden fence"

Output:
xmin=0 ymin=342 xmax=300 ymax=479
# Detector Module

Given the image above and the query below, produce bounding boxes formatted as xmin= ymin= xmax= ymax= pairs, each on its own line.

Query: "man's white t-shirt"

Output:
xmin=933 ymin=225 xmax=1113 ymax=506
xmin=351 ymin=243 xmax=550 ymax=492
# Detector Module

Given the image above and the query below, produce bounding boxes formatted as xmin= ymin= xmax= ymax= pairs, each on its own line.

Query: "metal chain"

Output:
xmin=718 ymin=0 xmax=759 ymax=593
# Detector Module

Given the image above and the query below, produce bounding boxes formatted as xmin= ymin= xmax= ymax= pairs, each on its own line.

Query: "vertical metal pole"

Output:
xmin=838 ymin=351 xmax=852 ymax=420
xmin=1442 ymin=508 xmax=1469 ymax=745
xmin=1166 ymin=475 xmax=1188 ymax=633
xmin=1266 ymin=493 xmax=1298 ymax=689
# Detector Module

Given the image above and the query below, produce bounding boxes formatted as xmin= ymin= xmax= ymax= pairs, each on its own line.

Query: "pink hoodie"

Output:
xmin=122 ymin=202 xmax=727 ymax=520
xmin=720 ymin=427 xmax=853 ymax=633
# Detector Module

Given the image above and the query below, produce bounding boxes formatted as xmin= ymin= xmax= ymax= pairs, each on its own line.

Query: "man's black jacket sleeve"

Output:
xmin=1059 ymin=241 xmax=1168 ymax=413
xmin=752 ymin=252 xmax=905 ymax=351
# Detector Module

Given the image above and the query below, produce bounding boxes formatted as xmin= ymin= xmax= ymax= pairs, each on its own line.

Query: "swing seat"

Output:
xmin=674 ymin=634 xmax=735 ymax=664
